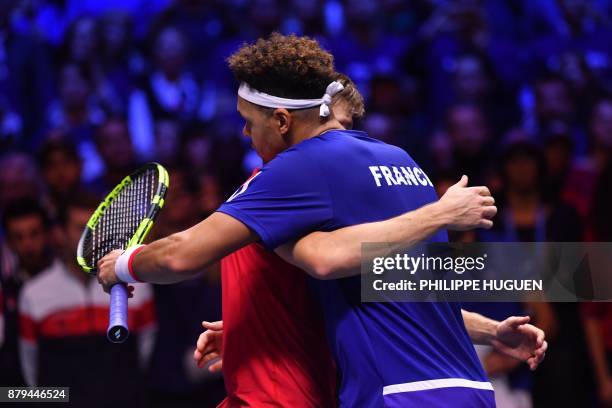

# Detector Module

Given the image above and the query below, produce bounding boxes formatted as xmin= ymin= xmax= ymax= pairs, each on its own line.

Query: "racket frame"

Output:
xmin=76 ymin=162 xmax=169 ymax=274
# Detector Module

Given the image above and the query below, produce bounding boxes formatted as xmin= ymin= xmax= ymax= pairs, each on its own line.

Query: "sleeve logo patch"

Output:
xmin=226 ymin=171 xmax=262 ymax=202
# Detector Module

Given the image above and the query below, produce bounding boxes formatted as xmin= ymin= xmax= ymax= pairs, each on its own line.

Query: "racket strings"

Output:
xmin=88 ymin=168 xmax=159 ymax=268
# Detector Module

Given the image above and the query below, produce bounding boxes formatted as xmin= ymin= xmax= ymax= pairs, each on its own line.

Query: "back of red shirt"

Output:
xmin=219 ymin=243 xmax=336 ymax=407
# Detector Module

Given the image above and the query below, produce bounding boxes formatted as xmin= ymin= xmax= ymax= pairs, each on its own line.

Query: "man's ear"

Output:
xmin=272 ymin=108 xmax=292 ymax=136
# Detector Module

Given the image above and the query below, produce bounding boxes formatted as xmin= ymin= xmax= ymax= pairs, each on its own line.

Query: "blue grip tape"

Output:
xmin=107 ymin=283 xmax=129 ymax=343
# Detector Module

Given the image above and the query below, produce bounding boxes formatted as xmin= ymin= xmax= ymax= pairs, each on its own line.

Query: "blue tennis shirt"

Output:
xmin=218 ymin=130 xmax=494 ymax=407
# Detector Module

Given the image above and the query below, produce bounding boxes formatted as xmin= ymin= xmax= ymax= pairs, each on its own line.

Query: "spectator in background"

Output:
xmin=0 ymin=154 xmax=43 ymax=362
xmin=147 ymin=25 xmax=200 ymax=119
xmin=179 ymin=121 xmax=227 ymax=209
xmin=435 ymin=174 xmax=534 ymax=408
xmin=527 ymin=0 xmax=612 ymax=85
xmin=282 ymin=0 xmax=325 ymax=36
xmin=0 ymin=153 xmax=41 ymax=214
xmin=44 ymin=63 xmax=106 ymax=181
xmin=2 ymin=201 xmax=53 ymax=282
xmin=154 ymin=119 xmax=182 ymax=167
xmin=148 ymin=167 xmax=224 ymax=408
xmin=62 ymin=16 xmax=102 ymax=70
xmin=0 ymin=201 xmax=53 ymax=387
xmin=45 ymin=63 xmax=106 ymax=135
xmin=180 ymin=121 xmax=244 ymax=203
xmin=37 ymin=139 xmax=84 ymax=220
xmin=542 ymin=124 xmax=575 ymax=204
xmin=154 ymin=1 xmax=231 ymax=79
xmin=325 ymin=0 xmax=411 ymax=92
xmin=416 ymin=0 xmax=524 ymax=120
xmin=245 ymin=0 xmax=284 ymax=38
xmin=533 ymin=74 xmax=587 ymax=155
xmin=556 ymin=52 xmax=600 ymax=122
xmin=91 ymin=117 xmax=138 ymax=194
xmin=0 ymin=0 xmax=54 ymax=144
xmin=482 ymin=139 xmax=592 ymax=408
xmin=100 ymin=11 xmax=144 ymax=114
xmin=451 ymin=53 xmax=518 ymax=134
xmin=582 ymin=159 xmax=612 ymax=407
xmin=129 ymin=26 xmax=200 ymax=160
xmin=61 ymin=16 xmax=126 ymax=116
xmin=363 ymin=75 xmax=404 ymax=147
xmin=442 ymin=103 xmax=494 ymax=184
xmin=18 ymin=196 xmax=156 ymax=407
xmin=485 ymin=139 xmax=582 ymax=241
xmin=564 ymin=97 xmax=612 ymax=234
xmin=0 ymin=100 xmax=23 ymax=152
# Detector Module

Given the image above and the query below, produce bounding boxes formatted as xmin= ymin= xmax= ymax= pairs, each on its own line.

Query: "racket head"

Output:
xmin=76 ymin=162 xmax=169 ymax=274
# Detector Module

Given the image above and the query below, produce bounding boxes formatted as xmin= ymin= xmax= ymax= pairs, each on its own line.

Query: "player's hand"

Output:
xmin=194 ymin=320 xmax=224 ymax=373
xmin=438 ymin=175 xmax=496 ymax=230
xmin=492 ymin=316 xmax=547 ymax=371
xmin=97 ymin=249 xmax=124 ymax=293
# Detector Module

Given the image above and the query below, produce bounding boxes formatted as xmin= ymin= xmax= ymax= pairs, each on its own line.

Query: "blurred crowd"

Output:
xmin=1 ymin=0 xmax=612 ymax=407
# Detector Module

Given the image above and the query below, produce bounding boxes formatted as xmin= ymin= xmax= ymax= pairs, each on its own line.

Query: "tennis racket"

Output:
xmin=76 ymin=163 xmax=169 ymax=343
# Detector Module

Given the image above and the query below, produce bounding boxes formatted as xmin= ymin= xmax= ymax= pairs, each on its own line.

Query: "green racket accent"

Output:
xmin=86 ymin=176 xmax=132 ymax=230
xmin=76 ymin=163 xmax=170 ymax=275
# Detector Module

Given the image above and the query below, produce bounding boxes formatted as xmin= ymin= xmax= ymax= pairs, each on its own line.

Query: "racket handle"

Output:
xmin=107 ymin=283 xmax=129 ymax=343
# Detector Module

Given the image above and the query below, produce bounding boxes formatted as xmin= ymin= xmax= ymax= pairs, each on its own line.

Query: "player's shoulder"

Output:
xmin=259 ymin=129 xmax=410 ymax=176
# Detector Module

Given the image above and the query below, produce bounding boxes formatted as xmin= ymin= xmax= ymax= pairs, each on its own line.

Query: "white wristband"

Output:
xmin=115 ymin=245 xmax=145 ymax=283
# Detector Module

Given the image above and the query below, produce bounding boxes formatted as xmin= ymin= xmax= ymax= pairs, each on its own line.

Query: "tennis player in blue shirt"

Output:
xmin=98 ymin=34 xmax=546 ymax=407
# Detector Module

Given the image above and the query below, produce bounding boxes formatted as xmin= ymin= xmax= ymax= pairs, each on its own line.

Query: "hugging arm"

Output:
xmin=275 ymin=176 xmax=495 ymax=279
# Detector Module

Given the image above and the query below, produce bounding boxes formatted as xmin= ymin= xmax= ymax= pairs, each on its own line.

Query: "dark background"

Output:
xmin=1 ymin=0 xmax=612 ymax=407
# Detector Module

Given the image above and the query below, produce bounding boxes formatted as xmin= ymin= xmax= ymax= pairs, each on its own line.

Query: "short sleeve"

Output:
xmin=217 ymin=148 xmax=333 ymax=249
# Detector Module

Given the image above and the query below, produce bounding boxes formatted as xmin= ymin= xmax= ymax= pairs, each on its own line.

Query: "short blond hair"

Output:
xmin=333 ymin=72 xmax=365 ymax=120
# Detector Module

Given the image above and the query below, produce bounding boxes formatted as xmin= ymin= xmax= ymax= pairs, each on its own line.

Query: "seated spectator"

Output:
xmin=444 ymin=103 xmax=495 ymax=185
xmin=2 ymin=200 xmax=53 ymax=282
xmin=541 ymin=123 xmax=574 ymax=205
xmin=44 ymin=63 xmax=106 ymax=181
xmin=451 ymin=53 xmax=518 ymax=134
xmin=0 ymin=152 xmax=42 ymax=215
xmin=564 ymin=97 xmax=612 ymax=235
xmin=37 ymin=139 xmax=85 ymax=219
xmin=154 ymin=119 xmax=182 ymax=167
xmin=532 ymin=73 xmax=587 ymax=156
xmin=129 ymin=26 xmax=200 ymax=160
xmin=482 ymin=139 xmax=593 ymax=408
xmin=100 ymin=11 xmax=145 ymax=114
xmin=0 ymin=200 xmax=53 ymax=387
xmin=0 ymin=100 xmax=23 ymax=151
xmin=45 ymin=63 xmax=106 ymax=137
xmin=583 ymin=159 xmax=612 ymax=406
xmin=91 ymin=117 xmax=139 ymax=194
xmin=18 ymin=196 xmax=156 ymax=407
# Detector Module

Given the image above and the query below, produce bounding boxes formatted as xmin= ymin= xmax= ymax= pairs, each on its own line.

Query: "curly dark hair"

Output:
xmin=227 ymin=33 xmax=336 ymax=99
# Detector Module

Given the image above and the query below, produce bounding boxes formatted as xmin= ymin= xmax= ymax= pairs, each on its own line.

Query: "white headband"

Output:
xmin=238 ymin=81 xmax=345 ymax=117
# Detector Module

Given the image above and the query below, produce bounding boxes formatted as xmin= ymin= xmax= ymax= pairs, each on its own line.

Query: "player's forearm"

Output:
xmin=281 ymin=202 xmax=450 ymax=279
xmin=462 ymin=309 xmax=498 ymax=345
xmin=131 ymin=231 xmax=203 ymax=284
xmin=130 ymin=212 xmax=257 ymax=284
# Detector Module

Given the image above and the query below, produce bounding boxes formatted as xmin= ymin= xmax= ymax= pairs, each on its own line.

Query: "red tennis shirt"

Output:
xmin=219 ymin=242 xmax=336 ymax=407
